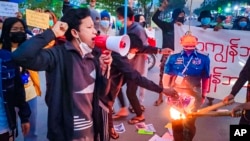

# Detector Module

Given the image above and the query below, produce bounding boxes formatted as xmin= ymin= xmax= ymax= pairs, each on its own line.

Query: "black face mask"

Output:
xmin=10 ymin=32 xmax=26 ymax=44
xmin=140 ymin=21 xmax=146 ymax=28
xmin=176 ymin=17 xmax=185 ymax=23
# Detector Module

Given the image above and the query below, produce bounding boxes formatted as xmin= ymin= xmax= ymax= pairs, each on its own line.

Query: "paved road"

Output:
xmin=15 ymin=53 xmax=240 ymax=141
xmin=16 ymin=24 xmax=241 ymax=140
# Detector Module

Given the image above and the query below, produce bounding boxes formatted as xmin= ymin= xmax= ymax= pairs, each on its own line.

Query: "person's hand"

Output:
xmin=99 ymin=50 xmax=112 ymax=75
xmin=15 ymin=12 xmax=22 ymax=19
xmin=223 ymin=94 xmax=234 ymax=103
xmin=159 ymin=0 xmax=168 ymax=11
xmin=161 ymin=48 xmax=173 ymax=55
xmin=162 ymin=88 xmax=179 ymax=100
xmin=214 ymin=25 xmax=222 ymax=31
xmin=21 ymin=122 xmax=30 ymax=136
xmin=52 ymin=21 xmax=68 ymax=38
xmin=35 ymin=8 xmax=43 ymax=13
xmin=175 ymin=22 xmax=183 ymax=26
xmin=231 ymin=104 xmax=243 ymax=117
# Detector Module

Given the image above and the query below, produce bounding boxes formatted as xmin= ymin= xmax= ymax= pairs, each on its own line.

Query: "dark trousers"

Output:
xmin=117 ymin=90 xmax=126 ymax=108
xmin=126 ymin=80 xmax=143 ymax=116
xmin=239 ymin=83 xmax=250 ymax=125
xmin=159 ymin=54 xmax=169 ymax=87
xmin=239 ymin=110 xmax=250 ymax=125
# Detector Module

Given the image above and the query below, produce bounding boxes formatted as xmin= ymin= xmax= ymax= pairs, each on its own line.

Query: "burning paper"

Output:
xmin=170 ymin=107 xmax=186 ymax=120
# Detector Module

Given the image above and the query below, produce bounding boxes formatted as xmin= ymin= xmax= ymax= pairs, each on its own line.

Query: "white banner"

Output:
xmin=174 ymin=25 xmax=250 ymax=103
xmin=0 ymin=1 xmax=18 ymax=17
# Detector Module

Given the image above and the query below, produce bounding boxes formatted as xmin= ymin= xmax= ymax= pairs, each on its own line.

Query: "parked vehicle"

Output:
xmin=147 ymin=54 xmax=156 ymax=70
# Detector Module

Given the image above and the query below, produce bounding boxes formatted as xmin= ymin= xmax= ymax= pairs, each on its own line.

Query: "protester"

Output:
xmin=196 ymin=10 xmax=216 ymax=105
xmin=223 ymin=56 xmax=250 ymax=124
xmin=107 ymin=33 xmax=177 ymax=139
xmin=0 ymin=17 xmax=41 ymax=141
xmin=214 ymin=15 xmax=226 ymax=31
xmin=133 ymin=14 xmax=148 ymax=109
xmin=116 ymin=5 xmax=149 ymax=122
xmin=231 ymin=102 xmax=250 ymax=117
xmin=0 ymin=18 xmax=31 ymax=140
xmin=99 ymin=10 xmax=115 ymax=35
xmin=44 ymin=10 xmax=57 ymax=28
xmin=224 ymin=16 xmax=250 ymax=125
xmin=232 ymin=16 xmax=250 ymax=31
xmin=197 ymin=10 xmax=214 ymax=30
xmin=12 ymin=8 xmax=112 ymax=141
xmin=134 ymin=14 xmax=147 ymax=28
xmin=44 ymin=10 xmax=63 ymax=47
xmin=0 ymin=49 xmax=31 ymax=141
xmin=163 ymin=33 xmax=210 ymax=141
xmin=89 ymin=0 xmax=101 ymax=32
xmin=152 ymin=0 xmax=184 ymax=106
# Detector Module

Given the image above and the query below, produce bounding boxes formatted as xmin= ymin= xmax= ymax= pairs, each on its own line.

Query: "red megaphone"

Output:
xmin=95 ymin=35 xmax=130 ymax=56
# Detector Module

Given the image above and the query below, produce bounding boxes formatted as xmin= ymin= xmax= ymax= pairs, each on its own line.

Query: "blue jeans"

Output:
xmin=24 ymin=97 xmax=38 ymax=141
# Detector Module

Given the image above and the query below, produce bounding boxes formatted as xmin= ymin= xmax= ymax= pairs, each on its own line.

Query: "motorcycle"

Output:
xmin=147 ymin=54 xmax=156 ymax=71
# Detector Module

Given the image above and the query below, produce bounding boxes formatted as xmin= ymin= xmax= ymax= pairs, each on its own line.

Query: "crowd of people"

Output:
xmin=0 ymin=0 xmax=250 ymax=141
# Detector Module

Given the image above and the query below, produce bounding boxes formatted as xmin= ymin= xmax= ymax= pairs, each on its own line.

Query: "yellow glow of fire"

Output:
xmin=170 ymin=107 xmax=186 ymax=120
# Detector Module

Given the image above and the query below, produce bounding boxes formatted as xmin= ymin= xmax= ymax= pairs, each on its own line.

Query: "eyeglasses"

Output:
xmin=11 ymin=27 xmax=25 ymax=32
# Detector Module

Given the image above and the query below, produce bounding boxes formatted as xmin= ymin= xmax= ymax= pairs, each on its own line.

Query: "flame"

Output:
xmin=170 ymin=107 xmax=186 ymax=120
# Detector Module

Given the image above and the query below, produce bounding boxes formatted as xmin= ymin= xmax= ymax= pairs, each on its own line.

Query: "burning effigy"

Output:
xmin=168 ymin=95 xmax=240 ymax=141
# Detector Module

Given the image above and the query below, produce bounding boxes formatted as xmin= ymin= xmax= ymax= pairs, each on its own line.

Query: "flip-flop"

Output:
xmin=154 ymin=99 xmax=163 ymax=106
xmin=128 ymin=117 xmax=145 ymax=125
xmin=109 ymin=127 xmax=119 ymax=139
xmin=112 ymin=114 xmax=128 ymax=119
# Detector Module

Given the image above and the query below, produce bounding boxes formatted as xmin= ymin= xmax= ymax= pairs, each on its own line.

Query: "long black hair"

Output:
xmin=0 ymin=17 xmax=27 ymax=51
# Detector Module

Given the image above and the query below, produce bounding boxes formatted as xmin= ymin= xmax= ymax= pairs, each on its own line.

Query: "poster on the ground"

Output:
xmin=175 ymin=25 xmax=250 ymax=103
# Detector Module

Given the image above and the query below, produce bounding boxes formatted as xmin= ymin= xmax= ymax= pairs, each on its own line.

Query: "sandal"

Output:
xmin=154 ymin=99 xmax=163 ymax=106
xmin=109 ymin=127 xmax=119 ymax=139
xmin=112 ymin=114 xmax=128 ymax=119
xmin=128 ymin=117 xmax=145 ymax=125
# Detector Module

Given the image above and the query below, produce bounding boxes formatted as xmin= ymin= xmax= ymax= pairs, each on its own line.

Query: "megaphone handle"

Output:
xmin=104 ymin=65 xmax=110 ymax=79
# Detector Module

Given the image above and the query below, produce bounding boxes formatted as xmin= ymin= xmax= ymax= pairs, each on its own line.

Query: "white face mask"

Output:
xmin=100 ymin=20 xmax=110 ymax=29
xmin=127 ymin=53 xmax=136 ymax=59
xmin=76 ymin=34 xmax=92 ymax=57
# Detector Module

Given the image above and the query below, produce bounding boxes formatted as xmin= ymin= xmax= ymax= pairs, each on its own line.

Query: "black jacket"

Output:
xmin=12 ymin=30 xmax=109 ymax=141
xmin=0 ymin=49 xmax=30 ymax=133
xmin=152 ymin=9 xmax=175 ymax=50
xmin=231 ymin=56 xmax=250 ymax=96
xmin=108 ymin=51 xmax=163 ymax=101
